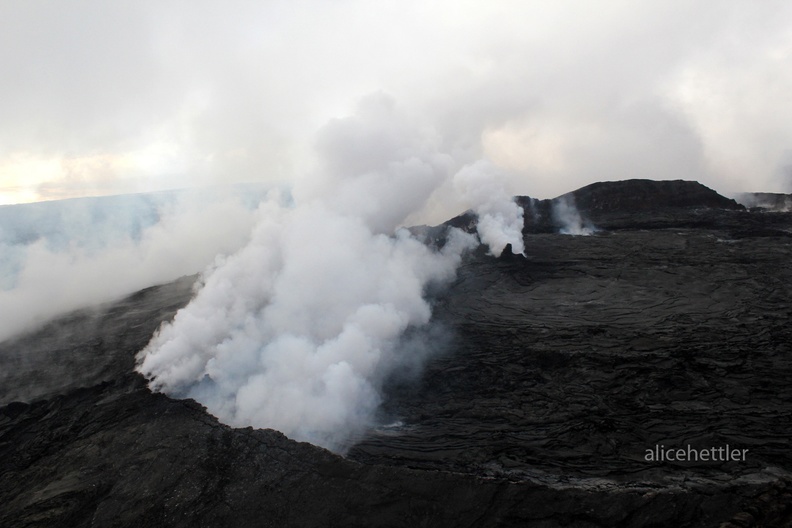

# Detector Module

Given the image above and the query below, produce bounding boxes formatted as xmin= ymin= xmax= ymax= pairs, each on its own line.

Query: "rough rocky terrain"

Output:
xmin=1 ymin=180 xmax=791 ymax=527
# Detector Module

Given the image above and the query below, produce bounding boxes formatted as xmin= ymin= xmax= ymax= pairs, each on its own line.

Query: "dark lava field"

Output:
xmin=2 ymin=180 xmax=791 ymax=527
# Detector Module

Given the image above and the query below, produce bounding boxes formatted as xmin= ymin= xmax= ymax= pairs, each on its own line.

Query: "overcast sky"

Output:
xmin=1 ymin=0 xmax=791 ymax=207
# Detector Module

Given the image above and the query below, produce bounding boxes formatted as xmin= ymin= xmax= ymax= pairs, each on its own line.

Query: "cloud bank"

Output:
xmin=1 ymin=1 xmax=792 ymax=206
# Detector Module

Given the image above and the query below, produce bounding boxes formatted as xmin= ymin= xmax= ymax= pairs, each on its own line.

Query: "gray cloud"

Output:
xmin=0 ymin=1 xmax=791 ymax=204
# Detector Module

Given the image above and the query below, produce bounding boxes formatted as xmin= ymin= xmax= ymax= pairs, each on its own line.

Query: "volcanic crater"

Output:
xmin=2 ymin=179 xmax=791 ymax=527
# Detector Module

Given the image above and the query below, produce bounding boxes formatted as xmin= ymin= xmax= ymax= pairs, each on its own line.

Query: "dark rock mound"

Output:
xmin=430 ymin=180 xmax=749 ymax=244
xmin=556 ymin=179 xmax=743 ymax=214
xmin=518 ymin=179 xmax=745 ymax=233
xmin=498 ymin=242 xmax=525 ymax=261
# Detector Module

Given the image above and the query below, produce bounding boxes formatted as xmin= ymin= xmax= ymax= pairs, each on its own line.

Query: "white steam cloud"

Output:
xmin=453 ymin=160 xmax=525 ymax=256
xmin=552 ymin=196 xmax=596 ymax=236
xmin=136 ymin=96 xmax=485 ymax=452
xmin=0 ymin=188 xmax=263 ymax=342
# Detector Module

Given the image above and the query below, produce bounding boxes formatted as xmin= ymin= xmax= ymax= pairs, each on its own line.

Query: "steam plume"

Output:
xmin=137 ymin=96 xmax=481 ymax=452
xmin=453 ymin=160 xmax=525 ymax=256
xmin=552 ymin=196 xmax=596 ymax=236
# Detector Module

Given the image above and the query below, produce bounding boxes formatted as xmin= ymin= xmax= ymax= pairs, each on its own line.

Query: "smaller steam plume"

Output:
xmin=552 ymin=196 xmax=596 ymax=236
xmin=453 ymin=160 xmax=525 ymax=256
xmin=734 ymin=192 xmax=792 ymax=212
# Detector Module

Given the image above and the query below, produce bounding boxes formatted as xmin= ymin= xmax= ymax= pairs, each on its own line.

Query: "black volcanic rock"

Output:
xmin=556 ymin=179 xmax=743 ymax=214
xmin=498 ymin=243 xmax=525 ymax=261
xmin=1 ymin=370 xmax=756 ymax=528
xmin=0 ymin=275 xmax=197 ymax=405
xmin=516 ymin=179 xmax=746 ymax=234
xmin=352 ymin=221 xmax=792 ymax=484
xmin=2 ymin=179 xmax=792 ymax=527
xmin=434 ymin=179 xmax=750 ymax=243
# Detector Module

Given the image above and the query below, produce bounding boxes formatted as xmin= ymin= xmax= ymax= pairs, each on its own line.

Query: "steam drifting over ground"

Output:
xmin=552 ymin=196 xmax=597 ymax=236
xmin=136 ymin=96 xmax=519 ymax=452
xmin=0 ymin=187 xmax=264 ymax=342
